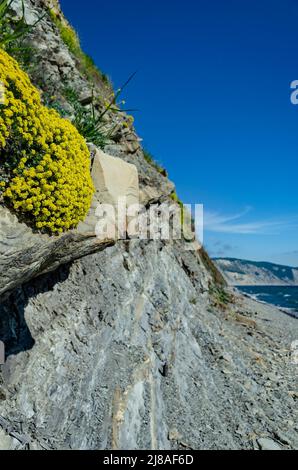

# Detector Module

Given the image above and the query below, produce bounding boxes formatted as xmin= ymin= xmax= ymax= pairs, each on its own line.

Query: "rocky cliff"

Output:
xmin=214 ymin=258 xmax=298 ymax=286
xmin=0 ymin=0 xmax=297 ymax=450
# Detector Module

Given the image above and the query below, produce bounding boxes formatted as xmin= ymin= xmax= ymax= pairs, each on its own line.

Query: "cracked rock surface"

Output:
xmin=0 ymin=241 xmax=297 ymax=449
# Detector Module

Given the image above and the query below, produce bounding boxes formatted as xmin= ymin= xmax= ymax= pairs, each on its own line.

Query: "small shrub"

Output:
xmin=61 ymin=75 xmax=135 ymax=149
xmin=210 ymin=285 xmax=233 ymax=309
xmin=0 ymin=48 xmax=94 ymax=233
xmin=170 ymin=192 xmax=180 ymax=204
xmin=54 ymin=16 xmax=79 ymax=56
xmin=62 ymin=87 xmax=117 ymax=149
xmin=143 ymin=149 xmax=167 ymax=176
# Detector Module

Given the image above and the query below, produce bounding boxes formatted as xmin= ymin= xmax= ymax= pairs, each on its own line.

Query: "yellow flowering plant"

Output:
xmin=0 ymin=48 xmax=94 ymax=233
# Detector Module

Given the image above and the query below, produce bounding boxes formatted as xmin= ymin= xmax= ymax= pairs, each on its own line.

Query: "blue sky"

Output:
xmin=61 ymin=0 xmax=298 ymax=266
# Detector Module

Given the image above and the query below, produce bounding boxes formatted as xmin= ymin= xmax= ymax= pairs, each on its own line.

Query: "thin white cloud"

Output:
xmin=283 ymin=250 xmax=298 ymax=256
xmin=204 ymin=208 xmax=298 ymax=235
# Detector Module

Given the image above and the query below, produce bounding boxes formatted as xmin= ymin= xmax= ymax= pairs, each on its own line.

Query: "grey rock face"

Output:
xmin=0 ymin=241 xmax=297 ymax=450
xmin=0 ymin=204 xmax=114 ymax=296
xmin=10 ymin=0 xmax=88 ymax=94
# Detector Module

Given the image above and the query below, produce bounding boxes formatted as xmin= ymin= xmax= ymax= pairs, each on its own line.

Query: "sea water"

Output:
xmin=237 ymin=285 xmax=298 ymax=318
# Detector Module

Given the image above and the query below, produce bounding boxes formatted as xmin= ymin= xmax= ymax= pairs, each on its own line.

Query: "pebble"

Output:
xmin=257 ymin=438 xmax=281 ymax=450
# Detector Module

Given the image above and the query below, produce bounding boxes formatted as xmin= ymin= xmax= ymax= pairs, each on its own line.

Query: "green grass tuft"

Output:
xmin=210 ymin=285 xmax=234 ymax=310
xmin=199 ymin=246 xmax=227 ymax=287
xmin=143 ymin=150 xmax=167 ymax=176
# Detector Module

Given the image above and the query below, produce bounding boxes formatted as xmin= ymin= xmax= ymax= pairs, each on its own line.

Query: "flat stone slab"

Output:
xmin=257 ymin=438 xmax=282 ymax=450
xmin=78 ymin=146 xmax=139 ymax=235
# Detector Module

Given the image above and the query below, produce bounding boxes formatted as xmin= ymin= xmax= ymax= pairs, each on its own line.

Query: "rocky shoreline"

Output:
xmin=236 ymin=289 xmax=298 ymax=320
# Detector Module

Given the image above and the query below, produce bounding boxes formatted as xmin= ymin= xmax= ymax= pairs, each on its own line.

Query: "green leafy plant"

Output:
xmin=209 ymin=285 xmax=233 ymax=310
xmin=170 ymin=191 xmax=183 ymax=206
xmin=143 ymin=149 xmax=167 ymax=176
xmin=0 ymin=0 xmax=44 ymax=47
xmin=67 ymin=90 xmax=116 ymax=149
xmin=59 ymin=73 xmax=136 ymax=149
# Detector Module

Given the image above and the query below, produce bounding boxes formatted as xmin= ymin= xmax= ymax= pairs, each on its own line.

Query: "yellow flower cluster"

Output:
xmin=0 ymin=48 xmax=94 ymax=233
